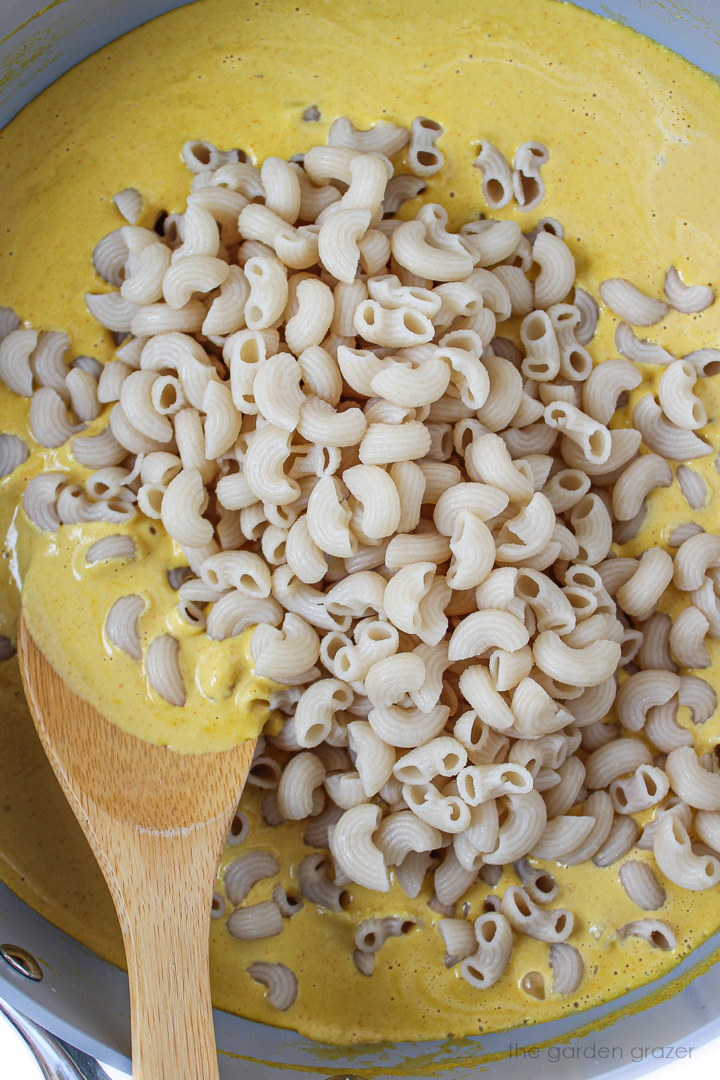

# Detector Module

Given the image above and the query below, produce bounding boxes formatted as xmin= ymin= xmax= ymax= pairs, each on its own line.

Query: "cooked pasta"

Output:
xmin=599 ymin=278 xmax=669 ymax=326
xmin=531 ymin=815 xmax=596 ymax=860
xmin=407 ymin=116 xmax=444 ymax=177
xmin=593 ymin=814 xmax=640 ymax=868
xmin=615 ymin=548 xmax=674 ymax=622
xmin=298 ymin=851 xmax=345 ymax=911
xmin=673 ymin=531 xmax=720 ymax=592
xmin=609 ymin=764 xmax=669 ymax=814
xmin=653 ymin=814 xmax=720 ymax=890
xmin=573 ymin=288 xmax=599 ymax=345
xmin=246 ymin=961 xmax=298 ymax=1011
xmin=632 ymin=394 xmax=710 ymax=460
xmin=355 ymin=915 xmax=413 ymax=953
xmin=10 ymin=116 xmax=720 ymax=1017
xmin=30 ymin=387 xmax=83 ymax=448
xmin=615 ymin=670 xmax=680 ymax=732
xmin=104 ymin=594 xmax=144 ymax=661
xmin=549 ymin=943 xmax=584 ymax=994
xmin=543 ymin=401 xmax=610 ymax=465
xmin=669 ymin=605 xmax=710 ymax=669
xmin=438 ymin=917 xmax=477 ymax=967
xmin=0 ymin=433 xmax=29 ymax=478
xmin=227 ymin=900 xmax=284 ymax=940
xmin=584 ymin=737 xmax=653 ymax=789
xmin=678 ymin=673 xmax=716 ymax=724
xmin=501 ymin=886 xmax=573 ymax=943
xmin=665 ymin=745 xmax=720 ymax=811
xmin=533 ymin=232 xmax=574 ymax=309
xmin=512 ymin=141 xmax=549 ymax=213
xmin=329 ymin=803 xmax=390 ymax=892
xmin=520 ymin=310 xmax=560 ymax=382
xmin=617 ymin=919 xmax=677 ymax=950
xmin=619 ymin=860 xmax=666 ymax=910
xmin=658 ymin=359 xmax=706 ymax=430
xmin=582 ymin=358 xmax=642 ymax=426
xmin=224 ymin=850 xmax=280 ymax=905
xmin=85 ymin=534 xmax=137 ymax=564
xmin=329 ymin=115 xmax=408 ymax=156
xmin=145 ymin=633 xmax=186 ymax=706
xmin=694 ymin=810 xmax=720 ymax=855
xmin=635 ymin=611 xmax=676 ymax=672
xmin=676 ymin=465 xmax=707 ymax=510
xmin=460 ymin=912 xmax=513 ymax=989
xmin=614 ymin=320 xmax=675 ymax=365
xmin=612 ymin=454 xmax=672 ymax=522
xmin=473 ymin=141 xmax=513 ymax=210
xmin=112 ymin=186 xmax=142 ymax=224
xmin=391 ymin=219 xmax=474 ymax=282
xmin=645 ymin=700 xmax=694 ymax=754
xmin=663 ymin=266 xmax=715 ymax=314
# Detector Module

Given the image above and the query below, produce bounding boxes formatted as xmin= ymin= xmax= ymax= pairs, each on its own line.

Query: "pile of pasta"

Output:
xmin=2 ymin=115 xmax=720 ymax=999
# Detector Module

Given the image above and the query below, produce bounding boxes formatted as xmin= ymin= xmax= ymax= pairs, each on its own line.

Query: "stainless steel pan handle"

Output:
xmin=0 ymin=997 xmax=112 ymax=1080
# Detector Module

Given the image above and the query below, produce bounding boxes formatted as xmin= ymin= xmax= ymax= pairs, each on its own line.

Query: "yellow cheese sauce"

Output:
xmin=1 ymin=0 xmax=720 ymax=1047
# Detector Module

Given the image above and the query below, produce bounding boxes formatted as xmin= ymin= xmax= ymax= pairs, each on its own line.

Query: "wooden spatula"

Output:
xmin=17 ymin=614 xmax=257 ymax=1080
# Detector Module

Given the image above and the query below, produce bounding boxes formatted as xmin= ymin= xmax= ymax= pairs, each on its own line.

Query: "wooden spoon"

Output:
xmin=17 ymin=615 xmax=257 ymax=1080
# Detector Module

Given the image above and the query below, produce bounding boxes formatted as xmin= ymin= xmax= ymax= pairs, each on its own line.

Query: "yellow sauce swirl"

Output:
xmin=1 ymin=0 xmax=719 ymax=1047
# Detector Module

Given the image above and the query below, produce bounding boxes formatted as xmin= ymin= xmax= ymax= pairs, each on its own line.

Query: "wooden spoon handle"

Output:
xmin=103 ymin=821 xmax=224 ymax=1080
xmin=17 ymin=617 xmax=258 ymax=1080
xmin=24 ymin=717 xmax=230 ymax=1080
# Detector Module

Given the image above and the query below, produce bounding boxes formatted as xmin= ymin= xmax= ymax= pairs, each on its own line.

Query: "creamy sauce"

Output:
xmin=1 ymin=0 xmax=720 ymax=1046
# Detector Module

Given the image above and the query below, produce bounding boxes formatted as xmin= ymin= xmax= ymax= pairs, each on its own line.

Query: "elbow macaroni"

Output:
xmin=13 ymin=120 xmax=720 ymax=1013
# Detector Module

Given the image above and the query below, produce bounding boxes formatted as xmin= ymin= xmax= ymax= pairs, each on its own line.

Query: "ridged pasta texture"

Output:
xmin=3 ymin=118 xmax=720 ymax=1007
